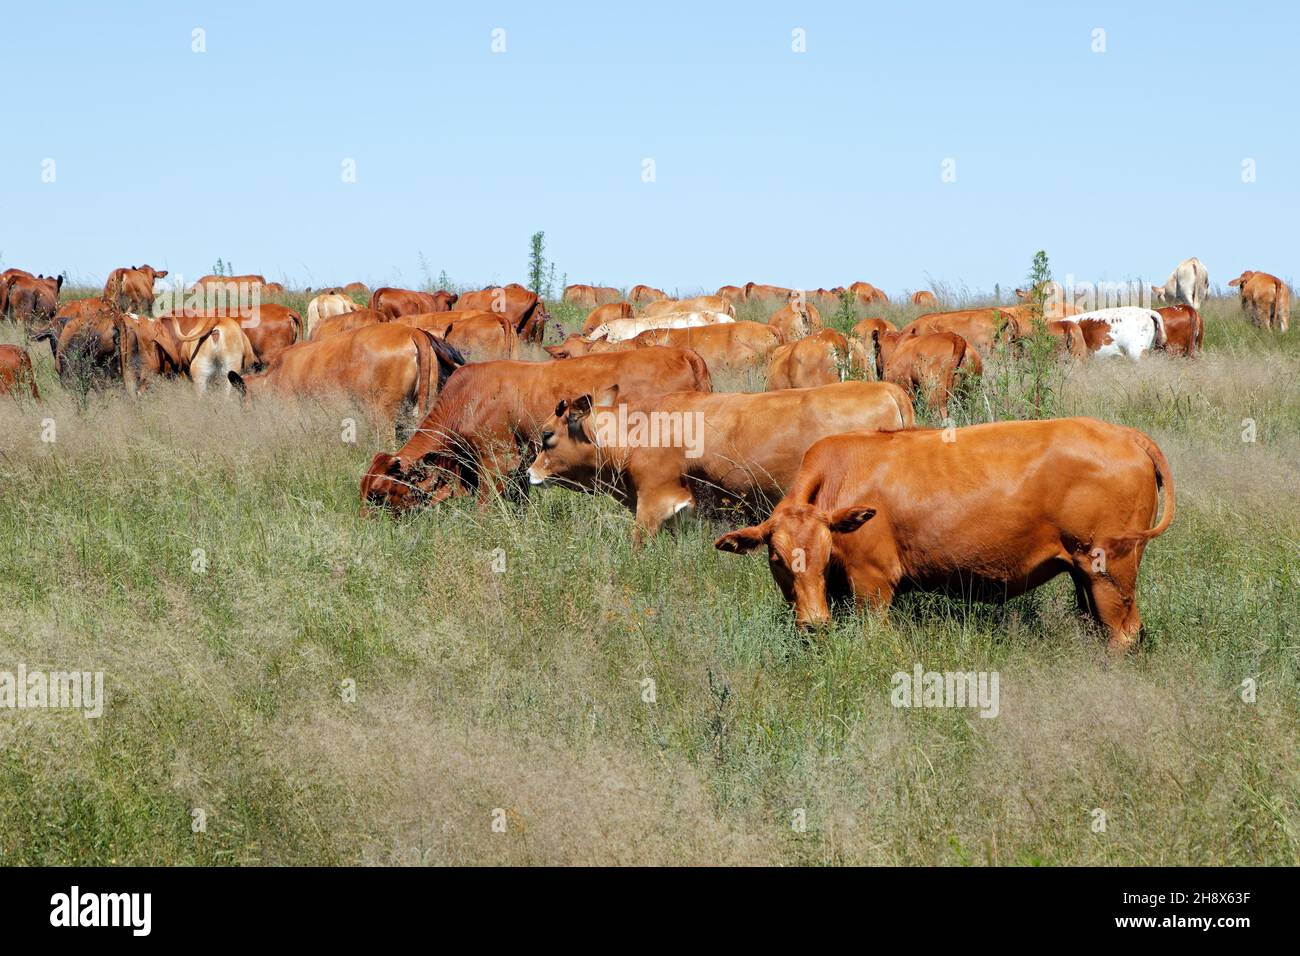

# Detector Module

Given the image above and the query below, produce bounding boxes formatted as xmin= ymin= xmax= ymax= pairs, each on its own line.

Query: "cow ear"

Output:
xmin=714 ymin=523 xmax=770 ymax=554
xmin=828 ymin=505 xmax=876 ymax=534
xmin=593 ymin=384 xmax=619 ymax=408
xmin=568 ymin=394 xmax=594 ymax=420
xmin=554 ymin=398 xmax=569 ymax=417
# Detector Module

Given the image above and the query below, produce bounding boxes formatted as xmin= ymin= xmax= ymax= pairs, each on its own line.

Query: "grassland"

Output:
xmin=0 ymin=290 xmax=1296 ymax=865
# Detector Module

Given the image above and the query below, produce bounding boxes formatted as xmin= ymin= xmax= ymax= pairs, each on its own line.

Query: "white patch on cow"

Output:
xmin=1075 ymin=306 xmax=1163 ymax=360
xmin=527 ymin=466 xmax=546 ymax=485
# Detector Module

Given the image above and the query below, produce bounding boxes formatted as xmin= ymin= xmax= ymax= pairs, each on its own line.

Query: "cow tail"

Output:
xmin=414 ymin=330 xmax=435 ymax=418
xmin=945 ymin=333 xmax=965 ymax=405
xmin=290 ymin=309 xmax=303 ymax=343
xmin=685 ymin=348 xmax=713 ymax=392
xmin=1275 ymin=279 xmax=1290 ymax=332
xmin=1103 ymin=430 xmax=1176 ymax=558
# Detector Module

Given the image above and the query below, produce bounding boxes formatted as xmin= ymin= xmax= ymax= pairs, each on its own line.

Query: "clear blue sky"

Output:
xmin=1 ymin=0 xmax=1294 ymax=294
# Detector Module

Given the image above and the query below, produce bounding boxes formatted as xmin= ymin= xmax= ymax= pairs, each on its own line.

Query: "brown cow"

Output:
xmin=716 ymin=285 xmax=746 ymax=304
xmin=310 ymin=308 xmax=388 ymax=342
xmin=0 ymin=268 xmax=34 ymax=316
xmin=714 ymin=417 xmax=1175 ymax=653
xmin=395 ymin=310 xmax=519 ymax=362
xmin=342 ymin=282 xmax=369 ymax=297
xmin=360 ymin=347 xmax=712 ymax=513
xmin=241 ymin=303 xmax=302 ymax=366
xmin=744 ymin=282 xmax=795 ymax=303
xmin=768 ymin=301 xmax=822 ymax=341
xmin=370 ymin=287 xmax=457 ymax=319
xmin=1154 ymin=306 xmax=1203 ymax=358
xmin=851 ymin=317 xmax=897 ymax=342
xmin=911 ymin=290 xmax=938 ymax=308
xmin=191 ymin=274 xmax=267 ymax=290
xmin=628 ymin=285 xmax=667 ymax=303
xmin=630 ymin=321 xmax=784 ymax=372
xmin=5 ymin=274 xmax=63 ymax=329
xmin=563 ymin=284 xmax=620 ymax=307
xmin=104 ymin=265 xmax=168 ymax=313
xmin=0 ymin=345 xmax=39 ymax=399
xmin=230 ymin=324 xmax=463 ymax=433
xmin=1228 ymin=271 xmax=1290 ymax=332
xmin=845 ymin=281 xmax=889 ymax=306
xmin=307 ymin=292 xmax=358 ymax=336
xmin=902 ymin=308 xmax=1020 ymax=355
xmin=581 ymin=302 xmax=633 ymax=335
xmin=32 ymin=299 xmax=137 ymax=393
xmin=766 ymin=329 xmax=867 ymax=390
xmin=1043 ymin=319 xmax=1089 ymax=360
xmin=873 ymin=329 xmax=982 ymax=416
xmin=527 ymin=380 xmax=914 ymax=542
xmin=541 ymin=334 xmax=634 ymax=360
xmin=455 ymin=283 xmax=548 ymax=343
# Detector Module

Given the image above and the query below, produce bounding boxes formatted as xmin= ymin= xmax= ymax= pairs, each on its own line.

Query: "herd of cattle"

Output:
xmin=0 ymin=255 xmax=1290 ymax=652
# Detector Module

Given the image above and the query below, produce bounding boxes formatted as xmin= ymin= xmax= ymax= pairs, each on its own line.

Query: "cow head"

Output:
xmin=714 ymin=503 xmax=876 ymax=627
xmin=527 ymin=387 xmax=620 ymax=489
xmin=359 ymin=450 xmax=457 ymax=516
xmin=544 ymin=334 xmax=595 ymax=360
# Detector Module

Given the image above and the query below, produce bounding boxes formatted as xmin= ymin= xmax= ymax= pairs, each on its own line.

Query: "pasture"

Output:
xmin=1 ymin=288 xmax=1297 ymax=865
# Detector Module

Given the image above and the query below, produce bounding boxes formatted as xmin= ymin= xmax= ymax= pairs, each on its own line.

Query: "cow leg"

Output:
xmin=632 ymin=488 xmax=694 ymax=546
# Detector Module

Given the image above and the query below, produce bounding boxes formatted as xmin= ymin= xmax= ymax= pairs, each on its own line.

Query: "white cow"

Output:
xmin=1152 ymin=257 xmax=1209 ymax=311
xmin=1076 ymin=307 xmax=1165 ymax=360
xmin=587 ymin=310 xmax=735 ymax=343
xmin=305 ymin=292 xmax=357 ymax=338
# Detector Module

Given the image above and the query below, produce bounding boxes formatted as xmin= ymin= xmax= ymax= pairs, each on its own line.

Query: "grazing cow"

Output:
xmin=1041 ymin=319 xmax=1089 ymax=360
xmin=902 ymin=308 xmax=1020 ymax=355
xmin=395 ymin=310 xmax=519 ymax=361
xmin=528 ymin=380 xmax=914 ymax=542
xmin=542 ymin=335 xmax=634 ymax=360
xmin=803 ymin=288 xmax=843 ymax=310
xmin=360 ymin=347 xmax=712 ymax=513
xmin=342 ymin=282 xmax=369 ymax=297
xmin=261 ymin=282 xmax=286 ymax=295
xmin=852 ymin=317 xmax=897 ymax=342
xmin=563 ymin=284 xmax=620 ymax=307
xmin=581 ymin=302 xmax=634 ymax=335
xmin=1228 ymin=271 xmax=1290 ymax=332
xmin=768 ymin=301 xmax=822 ymax=341
xmin=766 ymin=329 xmax=868 ymax=390
xmin=455 ymin=283 xmax=548 ymax=343
xmin=104 ymin=265 xmax=168 ymax=313
xmin=846 ymin=281 xmax=889 ymax=306
xmin=630 ymin=321 xmax=784 ymax=372
xmin=164 ymin=314 xmax=257 ymax=394
xmin=122 ymin=314 xmax=185 ymax=383
xmin=744 ymin=282 xmax=795 ymax=303
xmin=714 ymin=417 xmax=1175 ymax=652
xmin=191 ymin=274 xmax=267 ymax=290
xmin=370 ymin=287 xmax=457 ymax=320
xmin=229 ymin=324 xmax=463 ymax=433
xmin=642 ymin=295 xmax=735 ymax=318
xmin=309 ymin=308 xmax=387 ymax=341
xmin=628 ymin=285 xmax=667 ymax=303
xmin=716 ymin=285 xmax=746 ymax=304
xmin=241 ymin=303 xmax=302 ymax=366
xmin=5 ymin=274 xmax=63 ymax=329
xmin=872 ymin=329 xmax=982 ymax=416
xmin=307 ymin=292 xmax=359 ymax=336
xmin=1152 ymin=257 xmax=1209 ymax=311
xmin=0 ymin=268 xmax=34 ymax=316
xmin=0 ymin=345 xmax=39 ymax=399
xmin=911 ymin=290 xmax=938 ymax=308
xmin=1155 ymin=306 xmax=1204 ymax=358
xmin=1073 ymin=307 xmax=1165 ymax=359
xmin=587 ymin=310 xmax=734 ymax=343
xmin=32 ymin=300 xmax=136 ymax=393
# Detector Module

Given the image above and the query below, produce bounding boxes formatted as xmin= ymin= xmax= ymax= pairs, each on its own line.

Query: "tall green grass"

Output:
xmin=0 ymin=296 xmax=1296 ymax=865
